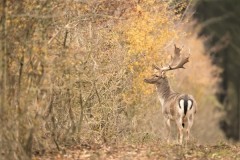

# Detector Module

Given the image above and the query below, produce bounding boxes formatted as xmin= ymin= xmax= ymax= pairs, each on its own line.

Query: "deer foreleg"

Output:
xmin=164 ymin=117 xmax=171 ymax=143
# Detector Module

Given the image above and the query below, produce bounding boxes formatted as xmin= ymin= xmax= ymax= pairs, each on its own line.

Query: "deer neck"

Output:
xmin=155 ymin=78 xmax=174 ymax=106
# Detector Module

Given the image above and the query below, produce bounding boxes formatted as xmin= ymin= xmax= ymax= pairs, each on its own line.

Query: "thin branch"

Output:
xmin=201 ymin=13 xmax=234 ymax=28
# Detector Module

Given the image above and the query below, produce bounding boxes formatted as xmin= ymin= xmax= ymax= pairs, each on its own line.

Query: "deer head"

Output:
xmin=144 ymin=44 xmax=189 ymax=84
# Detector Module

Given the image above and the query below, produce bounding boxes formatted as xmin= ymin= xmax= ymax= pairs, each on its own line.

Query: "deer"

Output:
xmin=144 ymin=44 xmax=197 ymax=144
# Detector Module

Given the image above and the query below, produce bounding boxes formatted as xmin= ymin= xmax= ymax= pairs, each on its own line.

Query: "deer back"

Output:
xmin=162 ymin=93 xmax=196 ymax=120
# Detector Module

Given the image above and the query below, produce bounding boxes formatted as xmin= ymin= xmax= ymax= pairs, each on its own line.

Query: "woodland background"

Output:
xmin=0 ymin=0 xmax=239 ymax=159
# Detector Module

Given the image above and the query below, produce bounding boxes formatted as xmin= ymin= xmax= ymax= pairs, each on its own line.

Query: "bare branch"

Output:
xmin=152 ymin=64 xmax=160 ymax=70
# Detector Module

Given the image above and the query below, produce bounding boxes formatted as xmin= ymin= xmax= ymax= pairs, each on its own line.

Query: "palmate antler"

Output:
xmin=154 ymin=44 xmax=189 ymax=73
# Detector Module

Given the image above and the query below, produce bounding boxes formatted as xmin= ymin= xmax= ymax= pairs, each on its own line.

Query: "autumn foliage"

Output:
xmin=0 ymin=0 xmax=221 ymax=159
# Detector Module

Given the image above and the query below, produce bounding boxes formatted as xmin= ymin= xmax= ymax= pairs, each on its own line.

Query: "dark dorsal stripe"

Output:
xmin=189 ymin=99 xmax=193 ymax=110
xmin=179 ymin=95 xmax=189 ymax=115
xmin=179 ymin=95 xmax=194 ymax=116
xmin=183 ymin=96 xmax=188 ymax=115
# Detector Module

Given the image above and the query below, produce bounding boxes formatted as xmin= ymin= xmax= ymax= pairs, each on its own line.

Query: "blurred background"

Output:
xmin=194 ymin=0 xmax=240 ymax=142
xmin=0 ymin=0 xmax=239 ymax=159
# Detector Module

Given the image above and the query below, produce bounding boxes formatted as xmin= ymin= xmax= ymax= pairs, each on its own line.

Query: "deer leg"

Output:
xmin=186 ymin=115 xmax=194 ymax=142
xmin=164 ymin=118 xmax=171 ymax=143
xmin=176 ymin=118 xmax=183 ymax=144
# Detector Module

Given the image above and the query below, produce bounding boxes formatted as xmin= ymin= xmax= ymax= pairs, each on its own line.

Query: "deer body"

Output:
xmin=144 ymin=44 xmax=197 ymax=144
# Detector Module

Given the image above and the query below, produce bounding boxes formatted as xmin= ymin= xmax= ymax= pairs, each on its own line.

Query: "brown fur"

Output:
xmin=144 ymin=75 xmax=197 ymax=144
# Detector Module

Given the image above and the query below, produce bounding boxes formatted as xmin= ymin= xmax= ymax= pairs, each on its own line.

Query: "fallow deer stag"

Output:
xmin=144 ymin=44 xmax=197 ymax=144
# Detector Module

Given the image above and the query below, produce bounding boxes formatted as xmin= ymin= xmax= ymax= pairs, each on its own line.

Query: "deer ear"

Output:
xmin=161 ymin=71 xmax=166 ymax=77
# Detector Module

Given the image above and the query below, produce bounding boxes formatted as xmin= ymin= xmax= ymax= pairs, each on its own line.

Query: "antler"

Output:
xmin=169 ymin=44 xmax=182 ymax=67
xmin=154 ymin=44 xmax=189 ymax=73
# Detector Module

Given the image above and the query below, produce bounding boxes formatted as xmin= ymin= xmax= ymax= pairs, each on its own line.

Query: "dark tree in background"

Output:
xmin=194 ymin=0 xmax=240 ymax=141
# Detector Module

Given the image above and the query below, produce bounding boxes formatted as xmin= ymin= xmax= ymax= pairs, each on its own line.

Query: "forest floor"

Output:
xmin=33 ymin=142 xmax=240 ymax=160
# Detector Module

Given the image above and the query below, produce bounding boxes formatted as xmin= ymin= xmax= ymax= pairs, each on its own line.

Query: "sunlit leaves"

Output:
xmin=120 ymin=0 xmax=178 ymax=103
